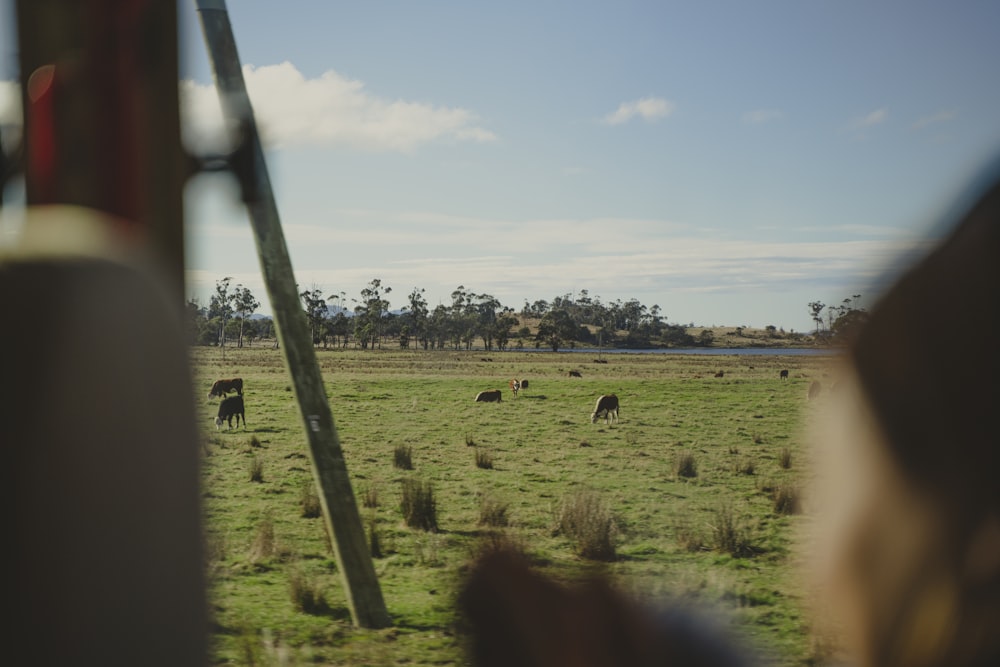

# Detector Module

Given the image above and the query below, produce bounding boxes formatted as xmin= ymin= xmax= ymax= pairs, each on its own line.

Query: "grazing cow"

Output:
xmin=779 ymin=369 xmax=789 ymax=380
xmin=590 ymin=394 xmax=619 ymax=424
xmin=808 ymin=380 xmax=822 ymax=400
xmin=568 ymin=370 xmax=582 ymax=378
xmin=208 ymin=377 xmax=243 ymax=398
xmin=475 ymin=389 xmax=503 ymax=403
xmin=215 ymin=395 xmax=245 ymax=430
xmin=714 ymin=370 xmax=725 ymax=378
xmin=519 ymin=379 xmax=529 ymax=391
xmin=509 ymin=378 xmax=520 ymax=397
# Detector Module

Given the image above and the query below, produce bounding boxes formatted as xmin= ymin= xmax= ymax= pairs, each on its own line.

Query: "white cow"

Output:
xmin=591 ymin=394 xmax=619 ymax=424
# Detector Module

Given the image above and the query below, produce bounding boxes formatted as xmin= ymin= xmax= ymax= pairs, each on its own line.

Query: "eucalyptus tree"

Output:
xmin=232 ymin=284 xmax=260 ymax=348
xmin=355 ymin=278 xmax=393 ymax=349
xmin=300 ymin=287 xmax=328 ymax=346
xmin=404 ymin=287 xmax=430 ymax=349
xmin=209 ymin=277 xmax=234 ymax=347
xmin=535 ymin=309 xmax=578 ymax=352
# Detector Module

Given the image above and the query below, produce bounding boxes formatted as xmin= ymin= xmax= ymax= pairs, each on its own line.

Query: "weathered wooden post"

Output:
xmin=194 ymin=0 xmax=391 ymax=628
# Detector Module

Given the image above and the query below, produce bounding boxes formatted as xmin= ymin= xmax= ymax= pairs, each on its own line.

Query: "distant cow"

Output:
xmin=519 ymin=379 xmax=529 ymax=391
xmin=714 ymin=370 xmax=725 ymax=378
xmin=568 ymin=370 xmax=582 ymax=378
xmin=215 ymin=395 xmax=245 ymax=430
xmin=509 ymin=379 xmax=520 ymax=397
xmin=591 ymin=394 xmax=620 ymax=424
xmin=779 ymin=369 xmax=789 ymax=381
xmin=475 ymin=389 xmax=503 ymax=403
xmin=208 ymin=377 xmax=243 ymax=398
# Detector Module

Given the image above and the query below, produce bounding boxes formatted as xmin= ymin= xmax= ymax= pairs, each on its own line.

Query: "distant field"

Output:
xmin=194 ymin=346 xmax=837 ymax=666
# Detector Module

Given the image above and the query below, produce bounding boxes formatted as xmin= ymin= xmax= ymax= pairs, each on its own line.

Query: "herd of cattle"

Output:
xmin=473 ymin=368 xmax=805 ymax=425
xmin=210 ymin=367 xmax=803 ymax=431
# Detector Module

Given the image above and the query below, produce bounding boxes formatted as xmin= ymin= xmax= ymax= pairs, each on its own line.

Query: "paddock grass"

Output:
xmin=195 ymin=346 xmax=836 ymax=665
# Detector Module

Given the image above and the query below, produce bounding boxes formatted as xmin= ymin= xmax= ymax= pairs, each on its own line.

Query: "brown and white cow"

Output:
xmin=475 ymin=389 xmax=503 ymax=403
xmin=208 ymin=377 xmax=243 ymax=398
xmin=590 ymin=394 xmax=619 ymax=424
xmin=509 ymin=378 xmax=520 ymax=397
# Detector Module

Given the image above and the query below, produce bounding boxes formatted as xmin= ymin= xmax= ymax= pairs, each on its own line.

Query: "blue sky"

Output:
xmin=3 ymin=2 xmax=1000 ymax=332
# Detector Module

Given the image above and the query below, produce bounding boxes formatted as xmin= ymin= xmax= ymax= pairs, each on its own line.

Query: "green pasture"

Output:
xmin=194 ymin=347 xmax=836 ymax=666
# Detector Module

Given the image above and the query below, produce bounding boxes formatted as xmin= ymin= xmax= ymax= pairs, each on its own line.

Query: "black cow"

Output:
xmin=779 ymin=369 xmax=789 ymax=381
xmin=215 ymin=395 xmax=245 ymax=430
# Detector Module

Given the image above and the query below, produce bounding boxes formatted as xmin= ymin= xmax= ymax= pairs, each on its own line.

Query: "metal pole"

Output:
xmin=193 ymin=0 xmax=391 ymax=628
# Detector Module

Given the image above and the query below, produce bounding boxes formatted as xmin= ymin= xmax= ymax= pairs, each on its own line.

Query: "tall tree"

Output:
xmin=232 ymin=284 xmax=260 ymax=348
xmin=209 ymin=277 xmax=234 ymax=347
xmin=300 ymin=287 xmax=328 ymax=346
xmin=404 ymin=287 xmax=430 ymax=349
xmin=807 ymin=301 xmax=826 ymax=335
xmin=535 ymin=309 xmax=578 ymax=352
xmin=355 ymin=278 xmax=392 ymax=349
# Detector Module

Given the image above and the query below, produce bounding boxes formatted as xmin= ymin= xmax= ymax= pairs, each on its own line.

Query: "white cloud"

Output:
xmin=180 ymin=61 xmax=497 ymax=152
xmin=910 ymin=110 xmax=956 ymax=130
xmin=742 ymin=109 xmax=784 ymax=124
xmin=850 ymin=107 xmax=888 ymax=130
xmin=603 ymin=97 xmax=674 ymax=125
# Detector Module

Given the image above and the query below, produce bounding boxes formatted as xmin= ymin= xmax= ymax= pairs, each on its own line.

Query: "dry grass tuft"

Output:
xmin=478 ymin=494 xmax=510 ymax=527
xmin=779 ymin=447 xmax=793 ymax=469
xmin=288 ymin=565 xmax=330 ymax=615
xmin=710 ymin=503 xmax=758 ymax=558
xmin=248 ymin=455 xmax=264 ymax=483
xmin=360 ymin=484 xmax=379 ymax=509
xmin=400 ymin=477 xmax=438 ymax=532
xmin=300 ymin=483 xmax=321 ymax=518
xmin=249 ymin=517 xmax=276 ymax=563
xmin=556 ymin=488 xmax=617 ymax=561
xmin=367 ymin=515 xmax=383 ymax=558
xmin=772 ymin=483 xmax=801 ymax=515
xmin=475 ymin=448 xmax=494 ymax=470
xmin=394 ymin=444 xmax=414 ymax=470
xmin=674 ymin=451 xmax=698 ymax=478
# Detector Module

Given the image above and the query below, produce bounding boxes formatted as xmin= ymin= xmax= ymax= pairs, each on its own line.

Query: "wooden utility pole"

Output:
xmin=193 ymin=0 xmax=391 ymax=628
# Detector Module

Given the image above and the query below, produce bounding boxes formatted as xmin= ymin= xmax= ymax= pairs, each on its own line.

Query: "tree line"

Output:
xmin=187 ymin=277 xmax=802 ymax=351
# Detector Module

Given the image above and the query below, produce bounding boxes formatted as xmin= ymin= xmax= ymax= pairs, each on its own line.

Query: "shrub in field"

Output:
xmin=478 ymin=494 xmax=510 ymax=527
xmin=248 ymin=435 xmax=262 ymax=448
xmin=556 ymin=488 xmax=617 ymax=561
xmin=465 ymin=433 xmax=476 ymax=447
xmin=772 ymin=483 xmax=801 ymax=515
xmin=394 ymin=444 xmax=414 ymax=470
xmin=779 ymin=447 xmax=793 ymax=469
xmin=300 ymin=482 xmax=321 ymax=518
xmin=475 ymin=448 xmax=494 ymax=470
xmin=752 ymin=432 xmax=764 ymax=444
xmin=400 ymin=477 xmax=438 ymax=531
xmin=288 ymin=566 xmax=330 ymax=615
xmin=710 ymin=503 xmax=757 ymax=558
xmin=248 ymin=455 xmax=264 ymax=483
xmin=674 ymin=451 xmax=698 ymax=478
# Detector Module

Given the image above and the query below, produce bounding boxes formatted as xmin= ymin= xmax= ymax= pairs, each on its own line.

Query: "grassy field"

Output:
xmin=193 ymin=346 xmax=837 ymax=666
